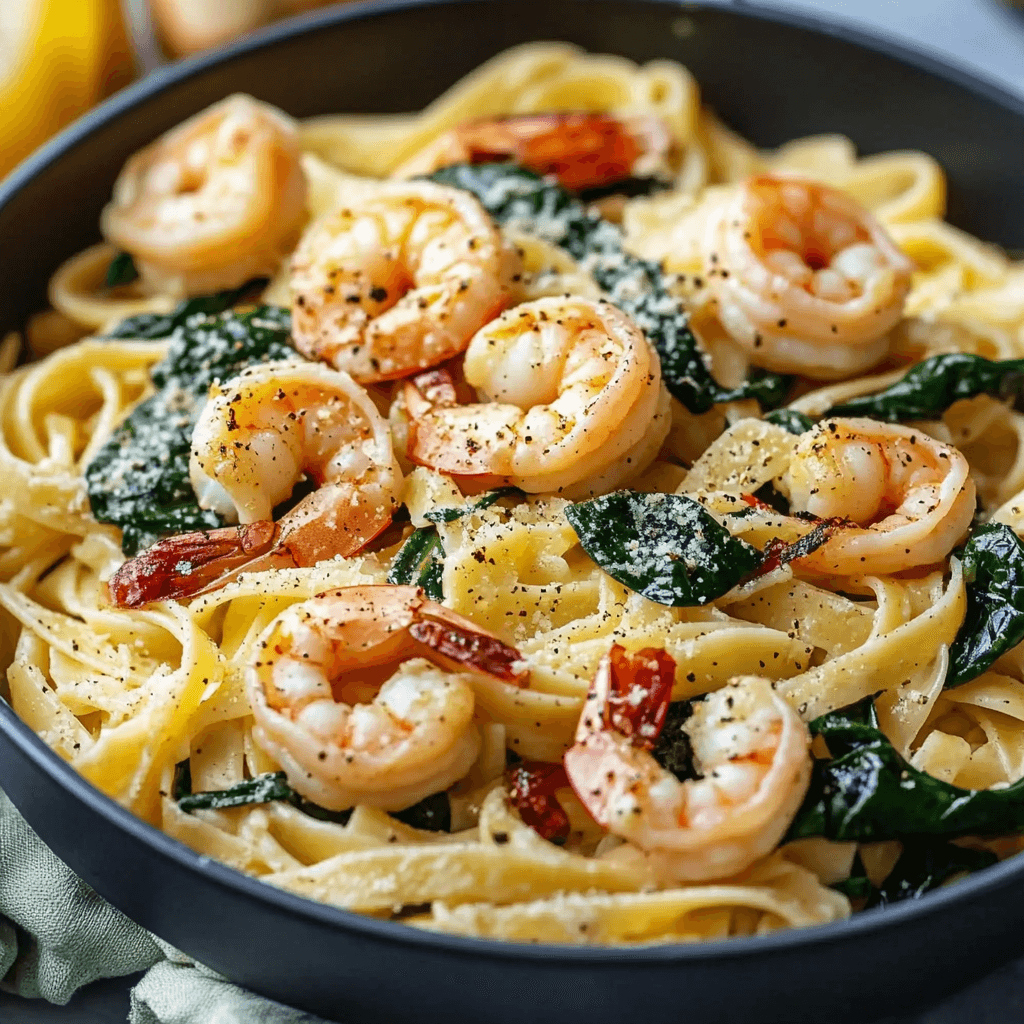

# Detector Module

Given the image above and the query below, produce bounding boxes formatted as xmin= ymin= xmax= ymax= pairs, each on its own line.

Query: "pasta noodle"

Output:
xmin=4 ymin=41 xmax=1024 ymax=945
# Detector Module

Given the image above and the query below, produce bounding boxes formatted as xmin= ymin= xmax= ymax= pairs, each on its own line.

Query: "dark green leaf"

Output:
xmin=788 ymin=696 xmax=1024 ymax=842
xmin=764 ymin=408 xmax=815 ymax=434
xmin=429 ymin=164 xmax=790 ymax=414
xmin=179 ymin=770 xmax=450 ymax=830
xmin=946 ymin=523 xmax=1024 ymax=687
xmin=418 ymin=557 xmax=445 ymax=602
xmin=389 ymin=489 xmax=525 ymax=600
xmin=179 ymin=770 xmax=353 ymax=823
xmin=104 ymin=251 xmax=138 ymax=288
xmin=389 ymin=790 xmax=451 ymax=832
xmin=387 ymin=526 xmax=445 ymax=597
xmin=866 ymin=840 xmax=997 ymax=907
xmin=828 ymin=353 xmax=1024 ymax=421
xmin=565 ymin=490 xmax=761 ymax=607
xmin=103 ymin=280 xmax=269 ymax=340
xmin=179 ymin=771 xmax=297 ymax=812
xmin=650 ymin=700 xmax=699 ymax=781
xmin=422 ymin=487 xmax=523 ymax=524
xmin=832 ymin=865 xmax=873 ymax=901
xmin=86 ymin=304 xmax=293 ymax=554
xmin=172 ymin=759 xmax=192 ymax=801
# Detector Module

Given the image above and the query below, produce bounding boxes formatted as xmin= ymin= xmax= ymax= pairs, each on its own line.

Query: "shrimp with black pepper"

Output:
xmin=289 ymin=180 xmax=522 ymax=383
xmin=704 ymin=174 xmax=913 ymax=379
xmin=248 ymin=585 xmax=527 ymax=811
xmin=402 ymin=295 xmax=670 ymax=498
xmin=780 ymin=416 xmax=975 ymax=575
xmin=564 ymin=645 xmax=812 ymax=882
xmin=101 ymin=94 xmax=307 ymax=296
xmin=108 ymin=360 xmax=401 ymax=606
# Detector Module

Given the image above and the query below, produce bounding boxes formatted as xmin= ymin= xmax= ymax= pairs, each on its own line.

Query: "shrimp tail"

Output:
xmin=394 ymin=113 xmax=673 ymax=192
xmin=108 ymin=521 xmax=278 ymax=608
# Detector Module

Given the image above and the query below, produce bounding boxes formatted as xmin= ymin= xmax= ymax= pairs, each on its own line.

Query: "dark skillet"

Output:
xmin=1 ymin=2 xmax=1024 ymax=1022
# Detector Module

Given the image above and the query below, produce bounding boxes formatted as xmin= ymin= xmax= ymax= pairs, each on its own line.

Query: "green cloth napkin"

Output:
xmin=0 ymin=788 xmax=332 ymax=1022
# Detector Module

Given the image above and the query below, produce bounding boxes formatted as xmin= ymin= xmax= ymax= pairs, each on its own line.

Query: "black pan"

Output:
xmin=2 ymin=3 xmax=1024 ymax=1022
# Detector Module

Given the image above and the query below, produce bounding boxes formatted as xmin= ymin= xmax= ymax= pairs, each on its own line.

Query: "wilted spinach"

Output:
xmin=104 ymin=251 xmax=138 ymax=288
xmin=869 ymin=842 xmax=997 ymax=906
xmin=946 ymin=523 xmax=1024 ymax=688
xmin=565 ymin=490 xmax=760 ymax=607
xmin=650 ymin=700 xmax=699 ymax=781
xmin=103 ymin=281 xmax=268 ymax=340
xmin=178 ymin=770 xmax=451 ymax=832
xmin=86 ymin=304 xmax=293 ymax=555
xmin=387 ymin=489 xmax=524 ymax=601
xmin=788 ymin=696 xmax=1024 ymax=842
xmin=764 ymin=408 xmax=815 ymax=435
xmin=828 ymin=353 xmax=1024 ymax=421
xmin=387 ymin=526 xmax=446 ymax=601
xmin=831 ymin=843 xmax=996 ymax=905
xmin=429 ymin=163 xmax=790 ymax=414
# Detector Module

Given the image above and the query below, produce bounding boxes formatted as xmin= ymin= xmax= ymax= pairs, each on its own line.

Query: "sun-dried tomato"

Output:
xmin=507 ymin=761 xmax=571 ymax=843
xmin=602 ymin=644 xmax=676 ymax=749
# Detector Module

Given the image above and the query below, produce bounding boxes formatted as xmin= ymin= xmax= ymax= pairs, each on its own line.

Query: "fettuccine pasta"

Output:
xmin=4 ymin=42 xmax=1024 ymax=945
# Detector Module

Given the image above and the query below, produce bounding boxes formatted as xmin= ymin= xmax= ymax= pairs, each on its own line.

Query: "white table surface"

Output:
xmin=4 ymin=0 xmax=1024 ymax=1020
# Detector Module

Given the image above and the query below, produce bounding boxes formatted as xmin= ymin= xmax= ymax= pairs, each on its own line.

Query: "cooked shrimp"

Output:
xmin=101 ymin=94 xmax=306 ymax=296
xmin=392 ymin=112 xmax=673 ymax=192
xmin=248 ymin=585 xmax=527 ymax=810
xmin=403 ymin=296 xmax=669 ymax=497
xmin=780 ymin=416 xmax=975 ymax=575
xmin=289 ymin=180 xmax=522 ymax=384
xmin=564 ymin=645 xmax=811 ymax=883
xmin=705 ymin=174 xmax=913 ymax=379
xmin=108 ymin=360 xmax=401 ymax=607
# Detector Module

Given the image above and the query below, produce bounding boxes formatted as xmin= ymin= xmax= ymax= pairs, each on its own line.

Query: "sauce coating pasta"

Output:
xmin=5 ymin=42 xmax=1024 ymax=946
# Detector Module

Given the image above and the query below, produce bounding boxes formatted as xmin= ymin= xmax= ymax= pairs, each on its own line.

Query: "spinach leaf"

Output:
xmin=830 ymin=843 xmax=995 ymax=905
xmin=429 ymin=164 xmax=790 ymax=414
xmin=178 ymin=770 xmax=450 ymax=831
xmin=388 ymin=526 xmax=446 ymax=601
xmin=172 ymin=759 xmax=192 ymax=801
xmin=788 ymin=695 xmax=1024 ymax=842
xmin=946 ymin=523 xmax=1024 ymax=688
xmin=565 ymin=490 xmax=760 ymax=607
xmin=828 ymin=353 xmax=1024 ymax=421
xmin=85 ymin=305 xmax=294 ymax=555
xmin=866 ymin=841 xmax=997 ymax=907
xmin=104 ymin=280 xmax=268 ymax=340
xmin=105 ymin=251 xmax=138 ymax=288
xmin=389 ymin=790 xmax=451 ymax=832
xmin=650 ymin=700 xmax=699 ymax=781
xmin=388 ymin=489 xmax=524 ymax=601
xmin=179 ymin=771 xmax=304 ymax=812
xmin=831 ymin=854 xmax=873 ymax=901
xmin=764 ymin=408 xmax=815 ymax=435
xmin=422 ymin=486 xmax=523 ymax=523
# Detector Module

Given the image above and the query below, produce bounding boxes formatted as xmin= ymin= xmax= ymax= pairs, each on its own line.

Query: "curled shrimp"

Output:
xmin=705 ymin=174 xmax=913 ymax=379
xmin=101 ymin=94 xmax=307 ymax=296
xmin=403 ymin=296 xmax=669 ymax=497
xmin=779 ymin=416 xmax=975 ymax=576
xmin=564 ymin=645 xmax=811 ymax=883
xmin=392 ymin=112 xmax=673 ymax=192
xmin=248 ymin=585 xmax=527 ymax=811
xmin=108 ymin=360 xmax=401 ymax=607
xmin=289 ymin=180 xmax=522 ymax=384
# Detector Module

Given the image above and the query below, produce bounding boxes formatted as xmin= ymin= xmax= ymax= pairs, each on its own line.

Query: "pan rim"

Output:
xmin=3 ymin=0 xmax=1024 ymax=968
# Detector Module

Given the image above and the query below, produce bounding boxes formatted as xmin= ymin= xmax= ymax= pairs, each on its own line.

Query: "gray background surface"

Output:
xmin=4 ymin=0 xmax=1024 ymax=1019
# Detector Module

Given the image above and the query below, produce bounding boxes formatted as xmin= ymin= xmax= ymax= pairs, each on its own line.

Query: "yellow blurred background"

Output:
xmin=0 ymin=0 xmax=339 ymax=181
